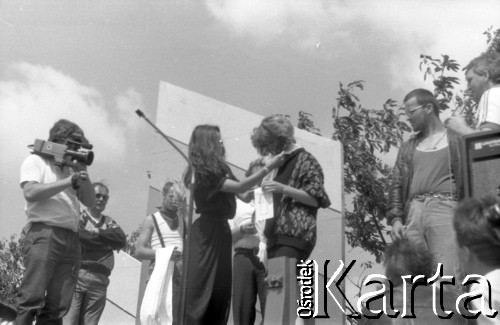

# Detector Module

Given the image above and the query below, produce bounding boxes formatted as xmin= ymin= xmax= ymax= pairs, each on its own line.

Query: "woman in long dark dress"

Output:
xmin=184 ymin=125 xmax=283 ymax=325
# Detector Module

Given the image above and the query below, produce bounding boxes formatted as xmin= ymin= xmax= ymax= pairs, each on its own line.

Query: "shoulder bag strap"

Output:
xmin=151 ymin=212 xmax=165 ymax=248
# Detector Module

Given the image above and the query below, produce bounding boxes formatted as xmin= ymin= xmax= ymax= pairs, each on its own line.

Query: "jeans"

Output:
xmin=16 ymin=223 xmax=80 ymax=325
xmin=62 ymin=269 xmax=109 ymax=325
xmin=405 ymin=197 xmax=460 ymax=279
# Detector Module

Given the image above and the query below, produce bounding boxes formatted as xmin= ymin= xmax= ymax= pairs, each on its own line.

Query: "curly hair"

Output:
xmin=251 ymin=114 xmax=295 ymax=155
xmin=384 ymin=238 xmax=434 ymax=286
xmin=186 ymin=125 xmax=227 ymax=187
xmin=48 ymin=119 xmax=88 ymax=144
xmin=454 ymin=195 xmax=500 ymax=267
xmin=465 ymin=52 xmax=500 ymax=84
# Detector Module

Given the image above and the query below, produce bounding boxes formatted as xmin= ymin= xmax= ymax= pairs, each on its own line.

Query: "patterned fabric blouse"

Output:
xmin=271 ymin=149 xmax=330 ymax=253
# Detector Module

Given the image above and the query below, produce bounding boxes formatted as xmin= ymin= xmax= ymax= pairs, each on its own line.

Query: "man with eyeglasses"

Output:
xmin=387 ymin=89 xmax=463 ymax=283
xmin=64 ymin=182 xmax=126 ymax=325
xmin=17 ymin=119 xmax=95 ymax=324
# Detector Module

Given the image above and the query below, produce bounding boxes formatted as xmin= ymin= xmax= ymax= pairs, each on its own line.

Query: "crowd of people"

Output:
xmin=1 ymin=51 xmax=499 ymax=325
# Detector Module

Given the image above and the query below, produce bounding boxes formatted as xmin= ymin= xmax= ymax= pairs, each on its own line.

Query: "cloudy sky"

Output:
xmin=1 ymin=0 xmax=499 ymax=242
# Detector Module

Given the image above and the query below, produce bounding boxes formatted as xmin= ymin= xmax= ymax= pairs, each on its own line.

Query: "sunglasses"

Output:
xmin=96 ymin=193 xmax=109 ymax=200
xmin=405 ymin=104 xmax=426 ymax=116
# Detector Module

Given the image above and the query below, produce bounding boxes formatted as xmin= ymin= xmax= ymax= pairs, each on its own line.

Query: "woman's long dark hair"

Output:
xmin=184 ymin=125 xmax=227 ymax=187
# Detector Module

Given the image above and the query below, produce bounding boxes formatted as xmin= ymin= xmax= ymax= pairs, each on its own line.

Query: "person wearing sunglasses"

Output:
xmin=64 ymin=182 xmax=126 ymax=325
xmin=388 ymin=89 xmax=463 ymax=285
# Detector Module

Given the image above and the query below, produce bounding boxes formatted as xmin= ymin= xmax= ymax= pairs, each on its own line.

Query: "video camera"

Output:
xmin=30 ymin=139 xmax=94 ymax=166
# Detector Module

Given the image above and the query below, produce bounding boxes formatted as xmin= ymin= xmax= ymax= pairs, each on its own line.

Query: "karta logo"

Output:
xmin=296 ymin=260 xmax=498 ymax=321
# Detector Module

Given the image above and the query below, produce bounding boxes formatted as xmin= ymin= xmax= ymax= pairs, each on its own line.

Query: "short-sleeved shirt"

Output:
xmin=193 ymin=163 xmax=237 ymax=220
xmin=475 ymin=86 xmax=500 ymax=129
xmin=20 ymin=154 xmax=80 ymax=232
xmin=228 ymin=199 xmax=261 ymax=249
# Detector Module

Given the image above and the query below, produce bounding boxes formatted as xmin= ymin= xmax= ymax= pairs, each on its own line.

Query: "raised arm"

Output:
xmin=22 ymin=178 xmax=73 ymax=202
xmin=72 ymin=163 xmax=95 ymax=207
xmin=221 ymin=152 xmax=285 ymax=194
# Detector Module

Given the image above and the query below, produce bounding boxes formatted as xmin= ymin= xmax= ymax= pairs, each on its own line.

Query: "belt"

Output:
xmin=81 ymin=264 xmax=111 ymax=276
xmin=234 ymin=247 xmax=265 ymax=271
xmin=412 ymin=192 xmax=457 ymax=202
xmin=235 ymin=247 xmax=259 ymax=255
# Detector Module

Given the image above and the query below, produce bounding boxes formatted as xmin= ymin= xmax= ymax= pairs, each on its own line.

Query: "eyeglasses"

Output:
xmin=96 ymin=193 xmax=109 ymax=200
xmin=405 ymin=104 xmax=426 ymax=116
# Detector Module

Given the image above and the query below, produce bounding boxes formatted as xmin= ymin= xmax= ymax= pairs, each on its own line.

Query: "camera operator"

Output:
xmin=16 ymin=119 xmax=95 ymax=325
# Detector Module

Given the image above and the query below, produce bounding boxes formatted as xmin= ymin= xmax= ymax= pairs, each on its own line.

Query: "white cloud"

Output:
xmin=204 ymin=0 xmax=499 ymax=92
xmin=353 ymin=1 xmax=500 ymax=91
xmin=0 ymin=62 xmax=143 ymax=169
xmin=205 ymin=0 xmax=353 ymax=50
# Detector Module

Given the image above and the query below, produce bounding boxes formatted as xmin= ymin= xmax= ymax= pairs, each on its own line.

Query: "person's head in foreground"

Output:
xmin=454 ymin=195 xmax=500 ymax=275
xmin=384 ymin=237 xmax=434 ymax=286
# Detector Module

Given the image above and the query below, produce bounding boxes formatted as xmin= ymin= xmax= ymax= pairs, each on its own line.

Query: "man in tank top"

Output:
xmin=387 ymin=89 xmax=464 ymax=281
xmin=135 ymin=180 xmax=186 ymax=324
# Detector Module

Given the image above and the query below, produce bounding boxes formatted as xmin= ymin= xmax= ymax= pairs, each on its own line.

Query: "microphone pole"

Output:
xmin=135 ymin=109 xmax=193 ymax=324
xmin=135 ymin=109 xmax=189 ymax=162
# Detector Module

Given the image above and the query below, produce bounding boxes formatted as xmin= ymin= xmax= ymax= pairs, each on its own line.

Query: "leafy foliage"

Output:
xmin=298 ymin=81 xmax=411 ymax=262
xmin=485 ymin=26 xmax=500 ymax=54
xmin=123 ymin=226 xmax=141 ymax=258
xmin=298 ymin=111 xmax=321 ymax=136
xmin=0 ymin=235 xmax=24 ymax=306
xmin=419 ymin=54 xmax=461 ymax=111
xmin=418 ymin=54 xmax=477 ymax=127
xmin=332 ymin=81 xmax=411 ymax=261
